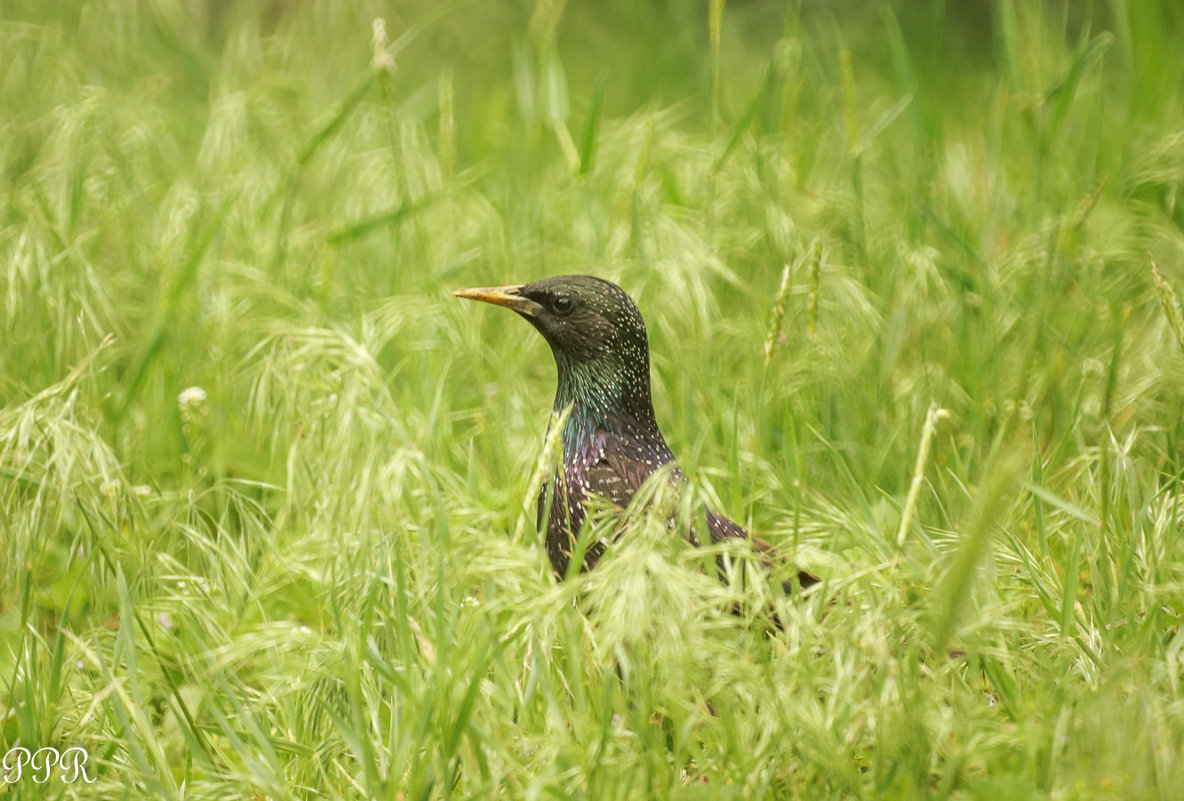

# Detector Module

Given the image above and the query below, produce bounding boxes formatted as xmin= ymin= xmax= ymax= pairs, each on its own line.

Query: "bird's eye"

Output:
xmin=551 ymin=295 xmax=574 ymax=314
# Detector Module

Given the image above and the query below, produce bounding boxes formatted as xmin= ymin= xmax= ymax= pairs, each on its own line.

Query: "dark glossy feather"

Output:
xmin=540 ymin=426 xmax=675 ymax=576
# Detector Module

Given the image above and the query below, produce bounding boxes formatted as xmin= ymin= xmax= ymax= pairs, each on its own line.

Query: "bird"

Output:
xmin=454 ymin=274 xmax=817 ymax=593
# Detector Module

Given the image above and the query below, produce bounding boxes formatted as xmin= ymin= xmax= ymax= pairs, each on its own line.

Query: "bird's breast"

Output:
xmin=558 ymin=431 xmax=599 ymax=504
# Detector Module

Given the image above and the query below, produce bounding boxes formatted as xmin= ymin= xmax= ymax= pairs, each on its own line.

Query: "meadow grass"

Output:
xmin=2 ymin=1 xmax=1184 ymax=798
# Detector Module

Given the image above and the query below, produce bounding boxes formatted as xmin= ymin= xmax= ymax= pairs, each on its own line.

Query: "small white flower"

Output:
xmin=158 ymin=612 xmax=173 ymax=630
xmin=178 ymin=386 xmax=207 ymax=410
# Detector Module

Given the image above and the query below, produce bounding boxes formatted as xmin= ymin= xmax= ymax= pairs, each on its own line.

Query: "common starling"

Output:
xmin=455 ymin=274 xmax=816 ymax=592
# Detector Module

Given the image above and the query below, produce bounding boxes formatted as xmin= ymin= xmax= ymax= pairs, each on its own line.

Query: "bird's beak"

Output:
xmin=452 ymin=285 xmax=540 ymax=317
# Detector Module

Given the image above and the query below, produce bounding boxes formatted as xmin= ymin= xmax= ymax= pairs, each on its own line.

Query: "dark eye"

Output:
xmin=551 ymin=295 xmax=574 ymax=314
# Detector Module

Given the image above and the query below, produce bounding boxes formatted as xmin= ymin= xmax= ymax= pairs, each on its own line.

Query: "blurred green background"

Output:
xmin=2 ymin=1 xmax=1184 ymax=798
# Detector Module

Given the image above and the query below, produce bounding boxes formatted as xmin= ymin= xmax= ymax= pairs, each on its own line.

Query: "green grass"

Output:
xmin=3 ymin=0 xmax=1184 ymax=798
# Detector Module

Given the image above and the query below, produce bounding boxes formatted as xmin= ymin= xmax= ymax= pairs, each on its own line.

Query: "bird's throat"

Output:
xmin=553 ymin=354 xmax=659 ymax=446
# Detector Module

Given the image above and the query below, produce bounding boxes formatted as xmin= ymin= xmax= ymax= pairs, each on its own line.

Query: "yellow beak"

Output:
xmin=453 ymin=285 xmax=539 ymax=316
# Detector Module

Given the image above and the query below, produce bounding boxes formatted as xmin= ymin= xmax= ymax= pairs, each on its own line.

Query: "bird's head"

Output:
xmin=454 ymin=274 xmax=654 ymax=421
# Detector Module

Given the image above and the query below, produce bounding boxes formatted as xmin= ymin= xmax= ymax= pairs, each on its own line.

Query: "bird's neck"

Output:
xmin=553 ymin=354 xmax=662 ymax=445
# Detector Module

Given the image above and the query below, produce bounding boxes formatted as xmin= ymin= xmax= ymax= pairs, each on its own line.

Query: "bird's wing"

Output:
xmin=581 ymin=433 xmax=819 ymax=593
xmin=708 ymin=510 xmax=820 ymax=592
xmin=705 ymin=509 xmax=747 ymax=543
xmin=582 ymin=433 xmax=677 ymax=510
